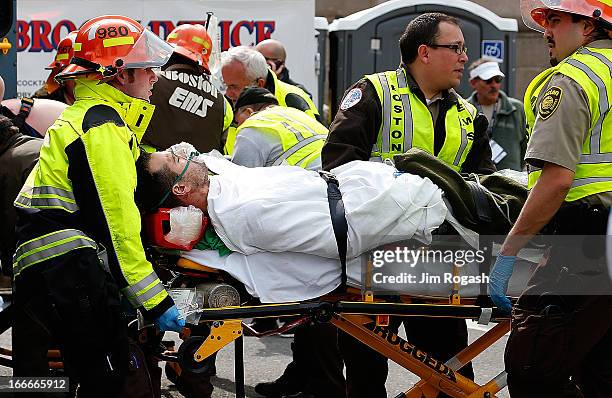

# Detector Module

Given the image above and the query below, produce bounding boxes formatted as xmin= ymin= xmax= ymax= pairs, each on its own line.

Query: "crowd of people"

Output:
xmin=0 ymin=0 xmax=611 ymax=397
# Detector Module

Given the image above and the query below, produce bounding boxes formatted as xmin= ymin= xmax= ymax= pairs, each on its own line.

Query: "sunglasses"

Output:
xmin=482 ymin=76 xmax=503 ymax=84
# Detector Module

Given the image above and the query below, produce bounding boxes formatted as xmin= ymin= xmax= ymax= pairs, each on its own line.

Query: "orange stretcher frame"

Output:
xmin=0 ymin=255 xmax=511 ymax=398
xmin=181 ymin=271 xmax=511 ymax=398
xmin=332 ymin=312 xmax=509 ymax=398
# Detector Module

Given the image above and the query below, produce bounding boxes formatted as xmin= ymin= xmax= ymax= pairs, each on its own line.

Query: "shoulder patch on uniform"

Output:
xmin=82 ymin=104 xmax=125 ymax=133
xmin=538 ymin=86 xmax=563 ymax=120
xmin=340 ymin=88 xmax=362 ymax=111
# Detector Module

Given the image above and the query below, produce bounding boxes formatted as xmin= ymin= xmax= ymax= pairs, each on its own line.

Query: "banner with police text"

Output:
xmin=16 ymin=0 xmax=317 ymax=101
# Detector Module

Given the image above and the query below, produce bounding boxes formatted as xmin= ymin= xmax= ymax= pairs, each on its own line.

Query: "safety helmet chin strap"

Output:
xmin=70 ymin=56 xmax=124 ymax=78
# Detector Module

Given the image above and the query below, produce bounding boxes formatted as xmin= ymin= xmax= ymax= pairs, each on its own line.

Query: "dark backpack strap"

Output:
xmin=0 ymin=99 xmax=41 ymax=138
xmin=319 ymin=170 xmax=348 ymax=289
xmin=19 ymin=97 xmax=34 ymax=118
xmin=10 ymin=97 xmax=34 ymax=129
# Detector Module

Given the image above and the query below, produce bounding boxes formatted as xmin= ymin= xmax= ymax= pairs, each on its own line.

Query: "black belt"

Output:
xmin=319 ymin=171 xmax=348 ymax=289
xmin=466 ymin=179 xmax=492 ymax=224
xmin=545 ymin=203 xmax=609 ymax=235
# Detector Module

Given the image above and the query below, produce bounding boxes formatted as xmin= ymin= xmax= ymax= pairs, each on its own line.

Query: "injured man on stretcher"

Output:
xmin=135 ymin=143 xmax=532 ymax=303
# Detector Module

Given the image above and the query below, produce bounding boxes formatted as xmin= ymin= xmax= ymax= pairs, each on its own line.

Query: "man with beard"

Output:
xmin=489 ymin=0 xmax=612 ymax=396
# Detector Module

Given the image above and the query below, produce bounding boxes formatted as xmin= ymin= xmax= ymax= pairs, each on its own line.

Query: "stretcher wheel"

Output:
xmin=177 ymin=336 xmax=214 ymax=374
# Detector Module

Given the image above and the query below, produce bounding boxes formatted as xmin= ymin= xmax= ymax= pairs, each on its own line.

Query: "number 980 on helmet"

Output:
xmin=56 ymin=15 xmax=173 ymax=81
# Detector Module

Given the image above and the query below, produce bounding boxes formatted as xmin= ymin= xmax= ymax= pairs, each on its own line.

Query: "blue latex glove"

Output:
xmin=155 ymin=305 xmax=186 ymax=332
xmin=488 ymin=254 xmax=517 ymax=314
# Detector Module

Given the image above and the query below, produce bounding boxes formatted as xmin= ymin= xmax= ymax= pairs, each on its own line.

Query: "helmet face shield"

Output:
xmin=121 ymin=29 xmax=173 ymax=70
xmin=55 ymin=16 xmax=173 ymax=81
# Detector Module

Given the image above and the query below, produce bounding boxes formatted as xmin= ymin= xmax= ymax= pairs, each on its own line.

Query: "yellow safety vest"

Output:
xmin=269 ymin=70 xmax=321 ymax=121
xmin=365 ymin=68 xmax=477 ymax=171
xmin=14 ymin=79 xmax=168 ymax=312
xmin=223 ymin=96 xmax=234 ymax=131
xmin=224 ymin=125 xmax=238 ymax=156
xmin=525 ymin=46 xmax=612 ymax=202
xmin=235 ymin=106 xmax=328 ymax=168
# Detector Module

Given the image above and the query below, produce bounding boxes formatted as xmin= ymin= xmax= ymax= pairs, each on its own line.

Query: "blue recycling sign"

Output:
xmin=481 ymin=40 xmax=504 ymax=63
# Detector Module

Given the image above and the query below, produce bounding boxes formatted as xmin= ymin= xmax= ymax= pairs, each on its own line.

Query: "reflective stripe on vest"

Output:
xmin=15 ymin=185 xmax=79 ymax=213
xmin=526 ymin=46 xmax=612 ymax=201
xmin=237 ymin=107 xmax=327 ymax=167
xmin=365 ymin=68 xmax=476 ymax=170
xmin=121 ymin=271 xmax=166 ymax=308
xmin=13 ymin=229 xmax=97 ymax=277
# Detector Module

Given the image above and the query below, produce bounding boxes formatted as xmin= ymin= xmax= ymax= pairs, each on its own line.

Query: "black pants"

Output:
xmin=13 ymin=248 xmax=129 ymax=398
xmin=293 ymin=323 xmax=346 ymax=397
xmin=270 ymin=322 xmax=346 ymax=398
xmin=339 ymin=317 xmax=473 ymax=398
xmin=506 ymin=233 xmax=612 ymax=398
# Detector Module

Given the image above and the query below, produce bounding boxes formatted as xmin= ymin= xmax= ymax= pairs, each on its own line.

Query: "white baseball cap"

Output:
xmin=469 ymin=61 xmax=505 ymax=81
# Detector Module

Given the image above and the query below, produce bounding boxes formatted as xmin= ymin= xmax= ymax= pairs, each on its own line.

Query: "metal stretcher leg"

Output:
xmin=331 ymin=314 xmax=508 ymax=398
xmin=403 ymin=321 xmax=510 ymax=398
xmin=235 ymin=335 xmax=245 ymax=398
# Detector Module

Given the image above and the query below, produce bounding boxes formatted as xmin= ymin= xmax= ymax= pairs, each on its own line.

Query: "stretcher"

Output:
xmin=0 ymin=204 xmax=526 ymax=398
xmin=140 ymin=199 xmax=536 ymax=398
xmin=0 ymin=251 xmax=514 ymax=398
xmin=153 ymin=251 xmax=519 ymax=398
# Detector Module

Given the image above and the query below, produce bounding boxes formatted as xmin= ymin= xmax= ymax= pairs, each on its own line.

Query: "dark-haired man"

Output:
xmin=322 ymin=12 xmax=493 ymax=398
xmin=490 ymin=1 xmax=612 ymax=396
xmin=231 ymin=88 xmax=340 ymax=398
xmin=12 ymin=16 xmax=183 ymax=395
xmin=232 ymin=87 xmax=326 ymax=169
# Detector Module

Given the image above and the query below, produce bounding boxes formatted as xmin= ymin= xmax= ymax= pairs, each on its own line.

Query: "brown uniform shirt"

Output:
xmin=525 ymin=40 xmax=612 ymax=206
xmin=322 ymin=71 xmax=495 ymax=173
xmin=144 ymin=63 xmax=226 ymax=153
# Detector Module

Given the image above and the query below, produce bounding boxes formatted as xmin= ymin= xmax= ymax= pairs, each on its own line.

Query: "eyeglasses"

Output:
xmin=225 ymin=79 xmax=261 ymax=93
xmin=428 ymin=43 xmax=468 ymax=55
xmin=482 ymin=76 xmax=503 ymax=84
